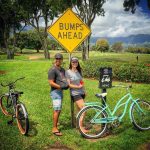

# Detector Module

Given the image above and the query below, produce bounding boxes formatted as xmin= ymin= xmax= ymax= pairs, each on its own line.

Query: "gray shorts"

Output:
xmin=50 ymin=89 xmax=63 ymax=110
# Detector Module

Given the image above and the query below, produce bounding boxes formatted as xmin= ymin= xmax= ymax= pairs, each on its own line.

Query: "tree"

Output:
xmin=16 ymin=32 xmax=29 ymax=53
xmin=15 ymin=30 xmax=43 ymax=53
xmin=111 ymin=42 xmax=123 ymax=53
xmin=123 ymin=0 xmax=150 ymax=13
xmin=27 ymin=30 xmax=42 ymax=52
xmin=0 ymin=16 xmax=5 ymax=51
xmin=0 ymin=0 xmax=15 ymax=59
xmin=96 ymin=39 xmax=109 ymax=52
xmin=19 ymin=0 xmax=71 ymax=59
xmin=73 ymin=0 xmax=106 ymax=60
xmin=0 ymin=0 xmax=26 ymax=59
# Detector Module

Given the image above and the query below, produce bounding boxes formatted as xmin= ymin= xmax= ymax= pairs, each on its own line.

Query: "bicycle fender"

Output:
xmin=85 ymin=102 xmax=100 ymax=106
xmin=76 ymin=105 xmax=105 ymax=119
xmin=129 ymin=98 xmax=140 ymax=122
xmin=76 ymin=106 xmax=89 ymax=119
xmin=4 ymin=93 xmax=9 ymax=96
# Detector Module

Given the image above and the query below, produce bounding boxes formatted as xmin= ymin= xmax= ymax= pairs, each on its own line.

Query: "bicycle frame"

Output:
xmin=84 ymin=91 xmax=141 ymax=124
xmin=4 ymin=83 xmax=21 ymax=117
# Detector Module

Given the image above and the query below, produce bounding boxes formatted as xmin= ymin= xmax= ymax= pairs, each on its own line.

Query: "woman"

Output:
xmin=66 ymin=57 xmax=87 ymax=132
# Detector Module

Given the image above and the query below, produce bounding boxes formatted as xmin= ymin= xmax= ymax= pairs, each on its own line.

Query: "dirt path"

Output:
xmin=138 ymin=142 xmax=150 ymax=150
xmin=28 ymin=55 xmax=44 ymax=60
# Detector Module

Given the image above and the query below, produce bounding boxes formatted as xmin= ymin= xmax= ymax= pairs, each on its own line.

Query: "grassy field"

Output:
xmin=0 ymin=51 xmax=150 ymax=150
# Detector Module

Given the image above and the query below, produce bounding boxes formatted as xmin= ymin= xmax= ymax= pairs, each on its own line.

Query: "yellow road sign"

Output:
xmin=47 ymin=8 xmax=91 ymax=53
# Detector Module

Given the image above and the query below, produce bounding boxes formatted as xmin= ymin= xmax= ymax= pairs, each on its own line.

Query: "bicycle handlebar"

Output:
xmin=1 ymin=77 xmax=25 ymax=87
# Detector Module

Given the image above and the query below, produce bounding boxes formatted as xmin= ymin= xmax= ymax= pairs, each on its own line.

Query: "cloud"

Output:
xmin=91 ymin=0 xmax=150 ymax=37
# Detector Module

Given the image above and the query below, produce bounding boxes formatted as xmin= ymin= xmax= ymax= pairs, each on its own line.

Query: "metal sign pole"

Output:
xmin=69 ymin=53 xmax=75 ymax=127
xmin=99 ymin=67 xmax=112 ymax=130
xmin=71 ymin=97 xmax=75 ymax=128
xmin=102 ymin=88 xmax=106 ymax=128
xmin=102 ymin=88 xmax=107 ymax=106
xmin=69 ymin=53 xmax=71 ymax=62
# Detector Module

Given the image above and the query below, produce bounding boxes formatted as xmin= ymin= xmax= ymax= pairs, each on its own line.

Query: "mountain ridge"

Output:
xmin=90 ymin=34 xmax=150 ymax=45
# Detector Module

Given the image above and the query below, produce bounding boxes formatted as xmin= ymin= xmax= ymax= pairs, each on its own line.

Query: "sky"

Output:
xmin=43 ymin=0 xmax=150 ymax=38
xmin=91 ymin=0 xmax=150 ymax=37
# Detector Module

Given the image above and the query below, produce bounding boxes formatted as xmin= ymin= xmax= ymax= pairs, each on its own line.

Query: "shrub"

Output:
xmin=82 ymin=60 xmax=150 ymax=83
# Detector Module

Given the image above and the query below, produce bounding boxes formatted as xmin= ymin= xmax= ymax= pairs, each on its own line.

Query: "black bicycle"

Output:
xmin=0 ymin=77 xmax=29 ymax=135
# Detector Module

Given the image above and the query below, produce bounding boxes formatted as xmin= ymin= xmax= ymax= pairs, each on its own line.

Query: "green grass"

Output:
xmin=0 ymin=56 xmax=150 ymax=150
xmin=1 ymin=49 xmax=150 ymax=64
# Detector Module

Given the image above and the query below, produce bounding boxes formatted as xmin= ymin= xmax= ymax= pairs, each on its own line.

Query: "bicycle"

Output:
xmin=0 ymin=77 xmax=29 ymax=135
xmin=76 ymin=85 xmax=150 ymax=139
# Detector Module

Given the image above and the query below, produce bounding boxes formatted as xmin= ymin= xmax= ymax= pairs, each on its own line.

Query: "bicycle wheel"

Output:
xmin=77 ymin=106 xmax=107 ymax=139
xmin=16 ymin=103 xmax=29 ymax=135
xmin=131 ymin=100 xmax=150 ymax=130
xmin=0 ymin=95 xmax=13 ymax=116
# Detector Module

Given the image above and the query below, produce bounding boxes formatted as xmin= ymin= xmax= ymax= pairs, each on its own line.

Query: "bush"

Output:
xmin=126 ymin=46 xmax=150 ymax=54
xmin=82 ymin=60 xmax=150 ymax=83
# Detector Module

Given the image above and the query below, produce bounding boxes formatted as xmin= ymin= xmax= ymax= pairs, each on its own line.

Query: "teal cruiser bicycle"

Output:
xmin=76 ymin=85 xmax=150 ymax=139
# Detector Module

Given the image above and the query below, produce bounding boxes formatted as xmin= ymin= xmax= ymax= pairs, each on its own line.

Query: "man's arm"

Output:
xmin=48 ymin=79 xmax=61 ymax=89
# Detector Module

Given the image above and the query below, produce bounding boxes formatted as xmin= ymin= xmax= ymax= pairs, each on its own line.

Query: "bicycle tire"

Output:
xmin=131 ymin=100 xmax=150 ymax=130
xmin=0 ymin=94 xmax=13 ymax=116
xmin=77 ymin=106 xmax=107 ymax=139
xmin=16 ymin=103 xmax=29 ymax=135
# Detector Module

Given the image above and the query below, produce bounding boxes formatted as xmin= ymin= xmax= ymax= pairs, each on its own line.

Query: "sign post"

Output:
xmin=47 ymin=8 xmax=91 ymax=53
xmin=47 ymin=8 xmax=91 ymax=128
xmin=99 ymin=68 xmax=112 ymax=128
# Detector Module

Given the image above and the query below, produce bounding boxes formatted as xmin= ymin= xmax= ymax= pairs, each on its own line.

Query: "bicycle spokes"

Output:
xmin=0 ymin=95 xmax=13 ymax=116
xmin=78 ymin=106 xmax=107 ymax=138
xmin=131 ymin=100 xmax=150 ymax=130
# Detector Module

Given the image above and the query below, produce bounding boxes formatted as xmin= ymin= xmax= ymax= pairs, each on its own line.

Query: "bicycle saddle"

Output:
xmin=95 ymin=93 xmax=107 ymax=98
xmin=12 ymin=91 xmax=23 ymax=95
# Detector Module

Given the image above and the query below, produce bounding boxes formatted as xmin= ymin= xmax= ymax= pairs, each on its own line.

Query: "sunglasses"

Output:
xmin=56 ymin=58 xmax=62 ymax=60
xmin=71 ymin=61 xmax=78 ymax=63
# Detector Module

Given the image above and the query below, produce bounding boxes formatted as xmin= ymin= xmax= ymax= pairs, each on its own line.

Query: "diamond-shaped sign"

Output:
xmin=47 ymin=8 xmax=91 ymax=53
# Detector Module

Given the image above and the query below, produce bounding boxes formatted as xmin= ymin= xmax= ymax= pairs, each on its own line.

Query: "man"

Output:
xmin=48 ymin=53 xmax=68 ymax=136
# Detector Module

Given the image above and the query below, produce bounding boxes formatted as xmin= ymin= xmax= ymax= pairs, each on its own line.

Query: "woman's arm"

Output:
xmin=67 ymin=79 xmax=83 ymax=89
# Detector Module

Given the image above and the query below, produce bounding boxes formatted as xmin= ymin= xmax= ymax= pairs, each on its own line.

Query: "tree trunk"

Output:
xmin=37 ymin=49 xmax=39 ymax=53
xmin=7 ymin=49 xmax=14 ymax=59
xmin=43 ymin=37 xmax=50 ymax=59
xmin=82 ymin=39 xmax=89 ymax=60
xmin=85 ymin=38 xmax=89 ymax=60
xmin=82 ymin=42 xmax=86 ymax=60
xmin=87 ymin=36 xmax=91 ymax=58
xmin=4 ymin=29 xmax=14 ymax=59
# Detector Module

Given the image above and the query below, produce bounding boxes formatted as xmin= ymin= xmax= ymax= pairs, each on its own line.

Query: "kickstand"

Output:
xmin=7 ymin=115 xmax=14 ymax=125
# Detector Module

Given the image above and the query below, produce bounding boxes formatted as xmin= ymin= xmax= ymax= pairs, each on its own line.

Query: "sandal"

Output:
xmin=52 ymin=131 xmax=62 ymax=136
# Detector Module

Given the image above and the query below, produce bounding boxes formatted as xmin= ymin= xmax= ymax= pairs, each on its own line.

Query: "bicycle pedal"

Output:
xmin=7 ymin=120 xmax=13 ymax=125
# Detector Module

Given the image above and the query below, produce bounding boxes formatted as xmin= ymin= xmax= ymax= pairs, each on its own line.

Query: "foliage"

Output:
xmin=123 ymin=0 xmax=150 ymax=13
xmin=16 ymin=33 xmax=28 ymax=52
xmin=18 ymin=0 xmax=72 ymax=59
xmin=111 ymin=42 xmax=123 ymax=53
xmin=73 ymin=0 xmax=106 ymax=60
xmin=96 ymin=38 xmax=109 ymax=52
xmin=12 ymin=30 xmax=43 ymax=53
xmin=90 ymin=45 xmax=97 ymax=51
xmin=0 ymin=0 xmax=25 ymax=59
xmin=82 ymin=60 xmax=150 ymax=83
xmin=126 ymin=46 xmax=150 ymax=54
xmin=27 ymin=30 xmax=42 ymax=52
xmin=47 ymin=38 xmax=65 ymax=50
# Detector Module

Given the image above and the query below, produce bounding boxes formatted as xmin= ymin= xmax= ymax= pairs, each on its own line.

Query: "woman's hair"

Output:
xmin=69 ymin=58 xmax=82 ymax=76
